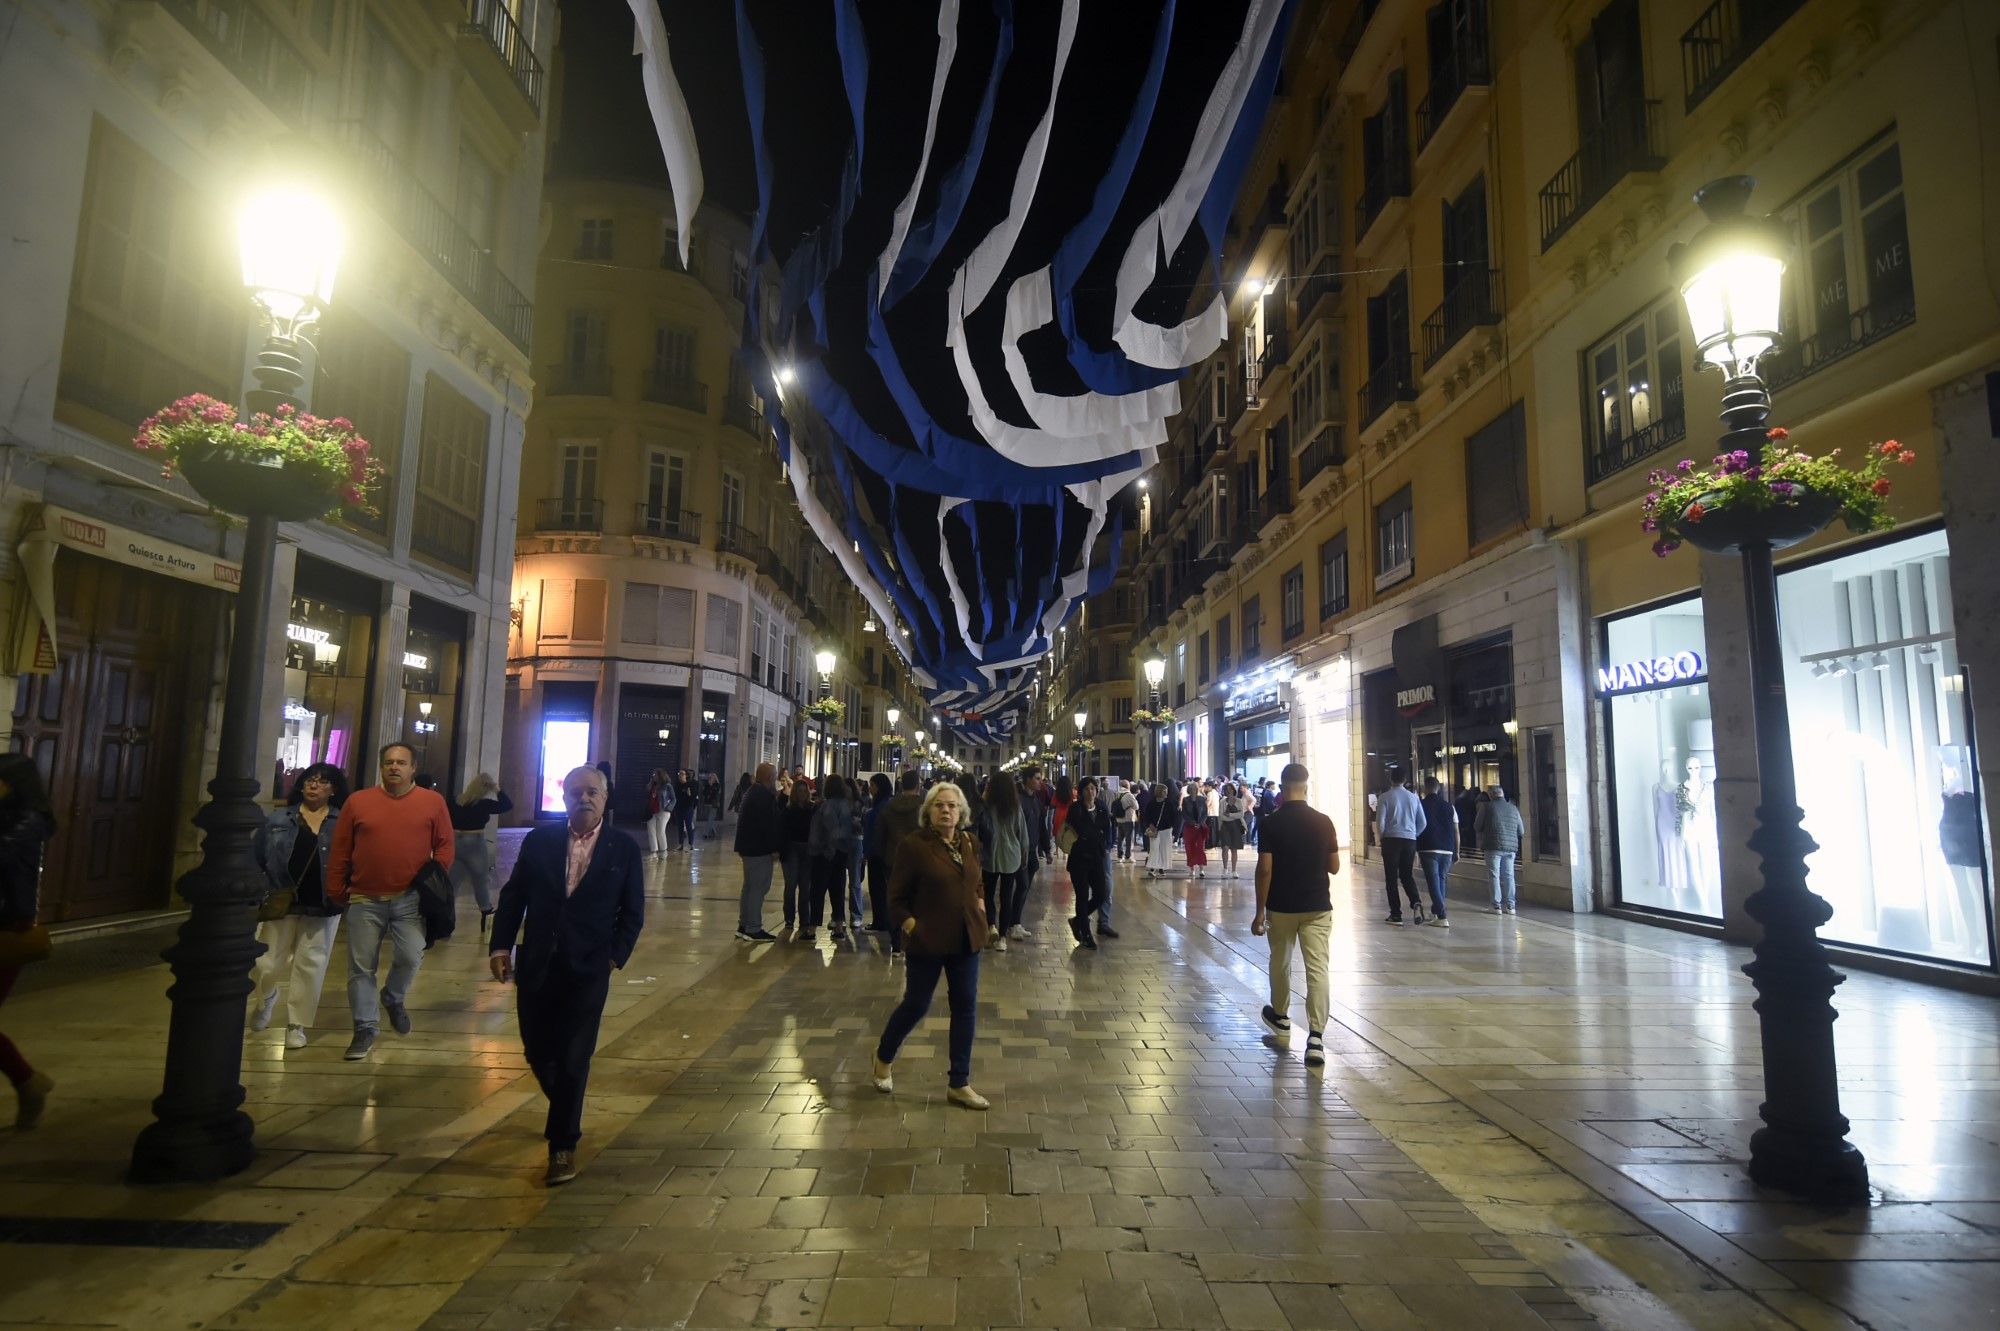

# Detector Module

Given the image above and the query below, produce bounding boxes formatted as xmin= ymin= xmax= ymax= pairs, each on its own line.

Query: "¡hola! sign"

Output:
xmin=1597 ymin=650 xmax=1706 ymax=695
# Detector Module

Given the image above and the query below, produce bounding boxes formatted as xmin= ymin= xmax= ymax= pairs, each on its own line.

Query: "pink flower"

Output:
xmin=1871 ymin=478 xmax=1892 ymax=496
xmin=1897 ymin=450 xmax=1915 ymax=465
xmin=1879 ymin=439 xmax=1901 ymax=455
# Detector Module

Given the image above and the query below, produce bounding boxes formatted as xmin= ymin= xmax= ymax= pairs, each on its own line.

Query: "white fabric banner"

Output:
xmin=628 ymin=0 xmax=704 ymax=265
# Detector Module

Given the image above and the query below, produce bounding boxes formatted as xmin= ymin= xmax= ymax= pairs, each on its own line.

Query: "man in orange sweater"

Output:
xmin=328 ymin=742 xmax=453 ymax=1061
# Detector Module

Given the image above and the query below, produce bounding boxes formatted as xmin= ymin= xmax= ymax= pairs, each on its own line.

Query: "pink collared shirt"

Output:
xmin=565 ymin=820 xmax=602 ymax=895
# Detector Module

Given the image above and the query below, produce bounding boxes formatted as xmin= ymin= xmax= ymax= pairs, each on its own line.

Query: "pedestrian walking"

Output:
xmin=645 ymin=770 xmax=675 ymax=857
xmin=1180 ymin=781 xmax=1212 ymax=878
xmin=779 ymin=777 xmax=816 ymax=933
xmin=0 ymin=752 xmax=56 ymax=1128
xmin=1251 ymin=763 xmax=1339 ymax=1067
xmin=871 ymin=781 xmax=990 ymax=1109
xmin=808 ymin=774 xmax=860 ymax=940
xmin=448 ymin=774 xmax=513 ymax=934
xmin=727 ymin=771 xmax=752 ymax=818
xmin=1476 ymin=784 xmax=1526 ymax=912
xmin=877 ymin=771 xmax=925 ymax=953
xmin=1215 ymin=781 xmax=1249 ymax=876
xmin=1065 ymin=777 xmax=1113 ymax=949
xmin=1374 ymin=771 xmax=1427 ymax=926
xmin=977 ymin=772 xmax=1033 ymax=949
xmin=1111 ymin=783 xmax=1139 ymax=860
xmin=862 ymin=773 xmax=895 ymax=935
xmin=326 ymin=743 xmax=454 ymax=1061
xmin=672 ymin=769 xmax=698 ymax=849
xmin=1144 ymin=781 xmax=1177 ymax=876
xmin=488 ymin=764 xmax=644 ymax=1186
xmin=732 ymin=763 xmax=783 ymax=942
xmin=700 ymin=773 xmax=723 ymax=840
xmin=249 ymin=763 xmax=347 ymax=1048
xmin=1416 ymin=779 xmax=1458 ymax=927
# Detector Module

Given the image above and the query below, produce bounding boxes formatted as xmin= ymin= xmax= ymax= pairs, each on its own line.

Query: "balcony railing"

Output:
xmin=331 ymin=121 xmax=533 ymax=350
xmin=1296 ymin=265 xmax=1340 ymax=321
xmin=535 ymin=497 xmax=604 ymax=533
xmin=1415 ymin=30 xmax=1493 ymax=152
xmin=715 ymin=519 xmax=760 ymax=559
xmin=1228 ymin=503 xmax=1266 ymax=555
xmin=1682 ymin=0 xmax=1807 ymax=111
xmin=1262 ymin=470 xmax=1292 ymax=519
xmin=1256 ymin=329 xmax=1290 ymax=382
xmin=1298 ymin=422 xmax=1344 ymax=487
xmin=1361 ymin=353 xmax=1417 ymax=428
xmin=411 ymin=493 xmax=478 ymax=574
xmin=163 ymin=0 xmax=313 ymax=124
xmin=1421 ymin=266 xmax=1503 ymax=369
xmin=1238 ymin=359 xmax=1263 ymax=420
xmin=545 ymin=361 xmax=612 ymax=396
xmin=643 ymin=370 xmax=708 ymax=412
xmin=56 ymin=307 xmax=235 ymax=430
xmin=1355 ymin=158 xmax=1412 ymax=240
xmin=1586 ymin=413 xmax=1687 ymax=485
xmin=635 ymin=504 xmax=701 ymax=543
xmin=1538 ymin=96 xmax=1664 ymax=251
xmin=460 ymin=0 xmax=545 ymax=113
xmin=723 ymin=396 xmax=763 ymax=436
xmin=1763 ymin=296 xmax=1917 ymax=395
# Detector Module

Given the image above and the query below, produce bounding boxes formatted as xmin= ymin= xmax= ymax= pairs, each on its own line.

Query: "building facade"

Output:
xmin=0 ymin=0 xmax=551 ymax=923
xmin=508 ymin=177 xmax=929 ymax=824
xmin=1097 ymin=0 xmax=2000 ymax=986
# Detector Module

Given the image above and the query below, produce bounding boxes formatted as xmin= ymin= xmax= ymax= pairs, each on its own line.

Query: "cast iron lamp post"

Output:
xmin=131 ymin=183 xmax=344 ymax=1183
xmin=886 ymin=706 xmax=901 ymax=772
xmin=1669 ymin=176 xmax=1868 ymax=1205
xmin=1073 ymin=709 xmax=1088 ymax=779
xmin=1142 ymin=657 xmax=1166 ymax=784
xmin=814 ymin=649 xmax=836 ymax=781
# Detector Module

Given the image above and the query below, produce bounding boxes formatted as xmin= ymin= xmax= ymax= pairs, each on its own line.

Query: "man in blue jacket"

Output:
xmin=1416 ymin=779 xmax=1458 ymax=928
xmin=490 ymin=765 xmax=644 ymax=1186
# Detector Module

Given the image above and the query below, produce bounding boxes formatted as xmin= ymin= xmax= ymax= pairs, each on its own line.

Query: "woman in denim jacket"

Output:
xmin=249 ymin=763 xmax=347 ymax=1049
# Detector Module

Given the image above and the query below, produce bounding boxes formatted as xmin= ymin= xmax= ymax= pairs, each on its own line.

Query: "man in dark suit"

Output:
xmin=489 ymin=765 xmax=644 ymax=1186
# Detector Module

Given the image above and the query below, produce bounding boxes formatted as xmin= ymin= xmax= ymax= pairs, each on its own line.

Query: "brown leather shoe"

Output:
xmin=544 ymin=1149 xmax=578 ymax=1186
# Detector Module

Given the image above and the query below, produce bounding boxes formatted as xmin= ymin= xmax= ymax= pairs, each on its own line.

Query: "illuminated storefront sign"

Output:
xmin=403 ymin=651 xmax=429 ymax=670
xmin=1596 ymin=651 xmax=1706 ymax=695
xmin=286 ymin=622 xmax=331 ymax=646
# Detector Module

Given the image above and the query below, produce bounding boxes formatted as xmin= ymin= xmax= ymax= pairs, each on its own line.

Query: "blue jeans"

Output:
xmin=345 ymin=889 xmax=424 ymax=1031
xmin=876 ymin=951 xmax=980 ymax=1087
xmin=1420 ymin=851 xmax=1452 ymax=919
xmin=848 ymin=843 xmax=866 ymax=921
xmin=1488 ymin=851 xmax=1518 ymax=909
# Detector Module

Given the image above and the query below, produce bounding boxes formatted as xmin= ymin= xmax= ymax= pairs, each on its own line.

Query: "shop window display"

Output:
xmin=278 ymin=596 xmax=376 ymax=796
xmin=1603 ymin=600 xmax=1720 ymax=919
xmin=1777 ymin=530 xmax=1990 ymax=966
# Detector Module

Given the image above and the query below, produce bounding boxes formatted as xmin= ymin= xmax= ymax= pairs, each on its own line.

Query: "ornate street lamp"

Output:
xmin=1668 ymin=176 xmax=1867 ymax=1204
xmin=1073 ymin=709 xmax=1088 ymax=777
xmin=812 ymin=650 xmax=836 ymax=780
xmin=886 ymin=706 xmax=901 ymax=771
xmin=131 ymin=182 xmax=344 ymax=1183
xmin=1142 ymin=657 xmax=1166 ymax=784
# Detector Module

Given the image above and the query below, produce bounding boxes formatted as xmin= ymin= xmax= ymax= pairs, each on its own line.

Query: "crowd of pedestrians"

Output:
xmin=0 ymin=721 xmax=1535 ymax=1187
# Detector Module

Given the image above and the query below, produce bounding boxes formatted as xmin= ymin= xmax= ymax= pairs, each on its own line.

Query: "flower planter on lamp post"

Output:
xmin=1660 ymin=176 xmax=1869 ymax=1205
xmin=130 ymin=183 xmax=351 ymax=1184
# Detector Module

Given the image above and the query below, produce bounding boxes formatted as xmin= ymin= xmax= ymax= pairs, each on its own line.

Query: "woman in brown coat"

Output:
xmin=870 ymin=781 xmax=990 ymax=1109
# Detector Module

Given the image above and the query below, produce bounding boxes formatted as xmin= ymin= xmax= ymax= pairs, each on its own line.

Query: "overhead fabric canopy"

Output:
xmin=626 ymin=0 xmax=1293 ymax=745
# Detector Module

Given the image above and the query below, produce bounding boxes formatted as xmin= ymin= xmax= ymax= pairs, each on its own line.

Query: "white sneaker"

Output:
xmin=1008 ymin=925 xmax=1033 ymax=941
xmin=994 ymin=935 xmax=1008 ymax=952
xmin=249 ymin=988 xmax=279 ymax=1032
xmin=871 ymin=1057 xmax=893 ymax=1093
xmin=1304 ymin=1033 xmax=1326 ymax=1067
xmin=285 ymin=1025 xmax=309 ymax=1049
xmin=987 ymin=927 xmax=1001 ymax=945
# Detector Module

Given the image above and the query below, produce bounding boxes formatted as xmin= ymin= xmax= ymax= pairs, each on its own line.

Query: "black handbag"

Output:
xmin=411 ymin=858 xmax=456 ymax=947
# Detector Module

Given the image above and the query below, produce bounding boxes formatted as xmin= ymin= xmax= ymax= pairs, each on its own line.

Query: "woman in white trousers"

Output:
xmin=249 ymin=764 xmax=345 ymax=1049
xmin=646 ymin=769 xmax=675 ymax=856
xmin=1145 ymin=782 xmax=1177 ymax=876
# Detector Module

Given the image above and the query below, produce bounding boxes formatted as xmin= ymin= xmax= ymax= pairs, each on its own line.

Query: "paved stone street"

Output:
xmin=0 ymin=838 xmax=1995 ymax=1329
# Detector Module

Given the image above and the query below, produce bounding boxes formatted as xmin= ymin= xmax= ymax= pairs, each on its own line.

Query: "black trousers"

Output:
xmin=1381 ymin=837 xmax=1423 ymax=918
xmin=516 ymin=962 xmax=612 ymax=1153
xmin=1068 ymin=850 xmax=1106 ymax=926
xmin=810 ymin=853 xmax=850 ymax=926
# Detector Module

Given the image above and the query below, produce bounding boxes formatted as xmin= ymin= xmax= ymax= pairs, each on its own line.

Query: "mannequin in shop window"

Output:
xmin=1678 ymin=755 xmax=1720 ymax=916
xmin=1652 ymin=758 xmax=1690 ymax=906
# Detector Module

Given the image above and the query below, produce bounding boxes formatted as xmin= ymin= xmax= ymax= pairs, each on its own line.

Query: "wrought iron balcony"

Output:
xmin=643 ymin=371 xmax=708 ymax=413
xmin=723 ymin=395 xmax=763 ymax=436
xmin=1355 ymin=158 xmax=1412 ymax=241
xmin=545 ymin=361 xmax=612 ymax=396
xmin=715 ymin=520 xmax=760 ymax=560
xmin=459 ymin=0 xmax=545 ymax=114
xmin=1762 ymin=296 xmax=1917 ymax=395
xmin=411 ymin=493 xmax=478 ymax=574
xmin=1416 ymin=26 xmax=1493 ymax=152
xmin=1361 ymin=353 xmax=1417 ymax=429
xmin=1228 ymin=503 xmax=1266 ymax=555
xmin=1420 ymin=266 xmax=1503 ymax=369
xmin=330 ymin=121 xmax=532 ymax=350
xmin=1586 ymin=414 xmax=1687 ymax=486
xmin=1296 ymin=266 xmax=1341 ymax=322
xmin=634 ymin=504 xmax=701 ymax=543
xmin=1298 ymin=422 xmax=1344 ymax=487
xmin=535 ymin=497 xmax=604 ymax=533
xmin=1682 ymin=0 xmax=1807 ymax=111
xmin=162 ymin=0 xmax=313 ymax=124
xmin=1538 ymin=96 xmax=1664 ymax=251
xmin=1256 ymin=329 xmax=1290 ymax=383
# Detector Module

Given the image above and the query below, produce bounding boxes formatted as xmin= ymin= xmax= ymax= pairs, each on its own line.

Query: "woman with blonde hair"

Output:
xmin=871 ymin=781 xmax=990 ymax=1109
xmin=447 ymin=773 xmax=513 ymax=933
xmin=644 ymin=769 xmax=675 ymax=858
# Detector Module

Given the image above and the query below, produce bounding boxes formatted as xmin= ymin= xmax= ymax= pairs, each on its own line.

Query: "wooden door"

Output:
xmin=10 ymin=551 xmax=211 ymax=922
